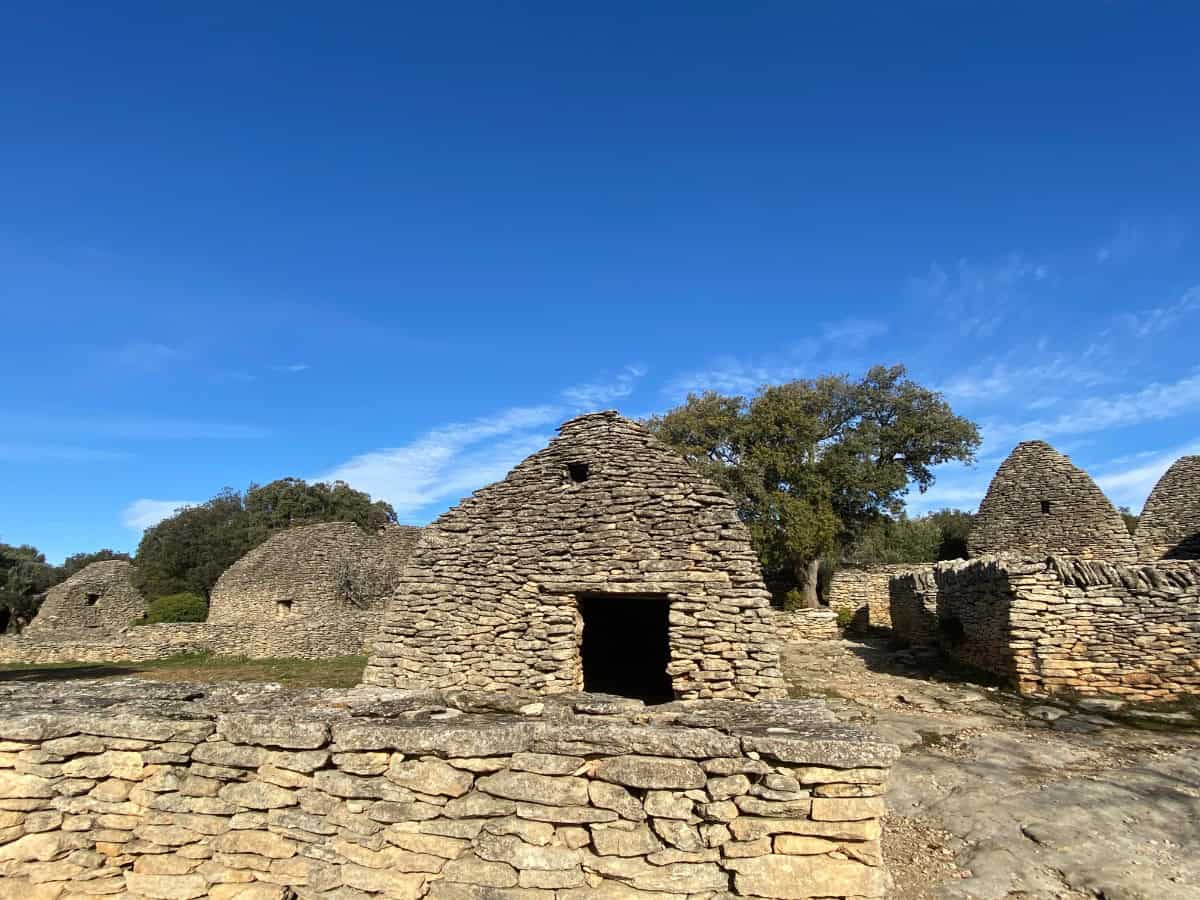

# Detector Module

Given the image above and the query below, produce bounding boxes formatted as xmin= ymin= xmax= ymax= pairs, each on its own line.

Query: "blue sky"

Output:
xmin=2 ymin=2 xmax=1198 ymax=562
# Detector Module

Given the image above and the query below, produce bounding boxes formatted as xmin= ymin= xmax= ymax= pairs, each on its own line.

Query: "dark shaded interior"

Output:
xmin=0 ymin=608 xmax=9 ymax=633
xmin=578 ymin=592 xmax=673 ymax=703
xmin=84 ymin=593 xmax=100 ymax=607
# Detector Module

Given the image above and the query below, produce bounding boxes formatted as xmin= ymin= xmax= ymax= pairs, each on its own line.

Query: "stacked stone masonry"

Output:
xmin=825 ymin=566 xmax=933 ymax=631
xmin=24 ymin=561 xmax=146 ymax=634
xmin=0 ymin=525 xmax=421 ymax=665
xmin=968 ymin=441 xmax=1137 ymax=562
xmin=0 ymin=619 xmax=381 ymax=665
xmin=771 ymin=609 xmax=840 ymax=643
xmin=365 ymin=412 xmax=787 ymax=701
xmin=210 ymin=523 xmax=421 ymax=625
xmin=1135 ymin=455 xmax=1200 ymax=561
xmin=0 ymin=680 xmax=898 ymax=899
xmin=888 ymin=556 xmax=1200 ymax=701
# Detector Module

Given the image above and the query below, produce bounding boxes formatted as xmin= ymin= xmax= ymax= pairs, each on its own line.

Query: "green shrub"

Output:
xmin=835 ymin=608 xmax=854 ymax=629
xmin=782 ymin=589 xmax=805 ymax=612
xmin=134 ymin=593 xmax=208 ymax=625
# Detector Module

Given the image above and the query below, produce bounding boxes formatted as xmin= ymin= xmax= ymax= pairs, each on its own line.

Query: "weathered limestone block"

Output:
xmin=592 ymin=756 xmax=705 ymax=790
xmin=727 ymin=853 xmax=889 ymax=898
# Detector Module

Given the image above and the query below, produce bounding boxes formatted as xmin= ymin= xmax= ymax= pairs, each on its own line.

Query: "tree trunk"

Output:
xmin=796 ymin=559 xmax=821 ymax=609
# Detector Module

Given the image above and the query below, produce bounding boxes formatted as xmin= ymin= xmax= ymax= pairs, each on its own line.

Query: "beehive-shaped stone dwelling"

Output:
xmin=26 ymin=559 xmax=145 ymax=632
xmin=364 ymin=411 xmax=787 ymax=702
xmin=1136 ymin=456 xmax=1200 ymax=560
xmin=208 ymin=522 xmax=421 ymax=625
xmin=968 ymin=440 xmax=1137 ymax=561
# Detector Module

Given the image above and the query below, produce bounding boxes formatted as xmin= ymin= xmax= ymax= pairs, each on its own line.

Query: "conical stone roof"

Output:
xmin=968 ymin=440 xmax=1136 ymax=561
xmin=209 ymin=522 xmax=421 ymax=624
xmin=1135 ymin=455 xmax=1200 ymax=560
xmin=363 ymin=411 xmax=786 ymax=701
xmin=27 ymin=559 xmax=145 ymax=632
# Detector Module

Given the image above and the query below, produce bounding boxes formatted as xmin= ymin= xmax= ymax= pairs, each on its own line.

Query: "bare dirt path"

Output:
xmin=782 ymin=637 xmax=1200 ymax=900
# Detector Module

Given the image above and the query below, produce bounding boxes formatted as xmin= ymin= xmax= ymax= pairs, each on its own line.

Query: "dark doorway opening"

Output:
xmin=0 ymin=608 xmax=9 ymax=634
xmin=84 ymin=593 xmax=100 ymax=607
xmin=578 ymin=593 xmax=673 ymax=703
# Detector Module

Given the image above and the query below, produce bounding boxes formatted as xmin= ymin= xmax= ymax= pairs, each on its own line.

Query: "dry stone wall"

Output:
xmin=1135 ymin=455 xmax=1200 ymax=561
xmin=210 ymin=523 xmax=421 ymax=625
xmin=772 ymin=609 xmax=840 ymax=643
xmin=825 ymin=565 xmax=934 ymax=631
xmin=25 ymin=561 xmax=145 ymax=633
xmin=0 ymin=680 xmax=898 ymax=899
xmin=968 ymin=441 xmax=1136 ymax=561
xmin=890 ymin=556 xmax=1200 ymax=701
xmin=0 ymin=617 xmax=377 ymax=665
xmin=366 ymin=412 xmax=786 ymax=702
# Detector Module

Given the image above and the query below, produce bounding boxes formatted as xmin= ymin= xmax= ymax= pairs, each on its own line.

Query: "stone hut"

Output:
xmin=1135 ymin=455 xmax=1200 ymax=560
xmin=25 ymin=559 xmax=145 ymax=632
xmin=968 ymin=440 xmax=1137 ymax=562
xmin=364 ymin=411 xmax=787 ymax=702
xmin=208 ymin=522 xmax=421 ymax=625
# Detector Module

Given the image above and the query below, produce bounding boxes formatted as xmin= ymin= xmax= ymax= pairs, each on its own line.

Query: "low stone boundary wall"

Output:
xmin=773 ymin=609 xmax=840 ymax=642
xmin=0 ymin=680 xmax=898 ymax=899
xmin=826 ymin=565 xmax=934 ymax=630
xmin=0 ymin=615 xmax=376 ymax=665
xmin=891 ymin=556 xmax=1200 ymax=701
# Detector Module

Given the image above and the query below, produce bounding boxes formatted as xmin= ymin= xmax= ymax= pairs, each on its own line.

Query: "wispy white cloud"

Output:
xmin=662 ymin=317 xmax=885 ymax=399
xmin=1093 ymin=439 xmax=1200 ymax=512
xmin=908 ymin=254 xmax=1048 ymax=338
xmin=274 ymin=363 xmax=310 ymax=374
xmin=904 ymin=469 xmax=993 ymax=515
xmin=314 ymin=366 xmax=650 ymax=521
xmin=820 ymin=319 xmax=888 ymax=348
xmin=1006 ymin=369 xmax=1200 ymax=440
xmin=665 ymin=355 xmax=809 ymax=398
xmin=1115 ymin=284 xmax=1200 ymax=338
xmin=315 ymin=405 xmax=562 ymax=520
xmin=561 ymin=365 xmax=646 ymax=409
xmin=0 ymin=444 xmax=131 ymax=463
xmin=106 ymin=341 xmax=178 ymax=376
xmin=938 ymin=355 xmax=1112 ymax=402
xmin=1095 ymin=219 xmax=1187 ymax=265
xmin=122 ymin=499 xmax=198 ymax=531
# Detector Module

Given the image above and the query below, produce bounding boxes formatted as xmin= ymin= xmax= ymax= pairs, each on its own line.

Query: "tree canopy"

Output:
xmin=847 ymin=509 xmax=976 ymax=566
xmin=133 ymin=478 xmax=397 ymax=600
xmin=0 ymin=543 xmax=63 ymax=632
xmin=646 ymin=365 xmax=981 ymax=604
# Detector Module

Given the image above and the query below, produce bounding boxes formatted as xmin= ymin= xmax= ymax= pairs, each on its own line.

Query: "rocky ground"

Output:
xmin=782 ymin=637 xmax=1200 ymax=900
